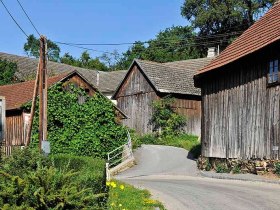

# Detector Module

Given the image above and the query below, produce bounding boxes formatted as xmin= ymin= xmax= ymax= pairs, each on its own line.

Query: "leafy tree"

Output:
xmin=115 ymin=26 xmax=202 ymax=70
xmin=61 ymin=51 xmax=109 ymax=71
xmin=181 ymin=0 xmax=276 ymax=48
xmin=0 ymin=59 xmax=17 ymax=85
xmin=24 ymin=34 xmax=61 ymax=62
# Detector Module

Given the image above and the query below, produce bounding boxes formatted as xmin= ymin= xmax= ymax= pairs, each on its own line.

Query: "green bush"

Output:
xmin=275 ymin=162 xmax=280 ymax=176
xmin=0 ymin=148 xmax=107 ymax=209
xmin=216 ymin=163 xmax=230 ymax=173
xmin=151 ymin=96 xmax=186 ymax=136
xmin=23 ymin=83 xmax=127 ymax=158
xmin=232 ymin=165 xmax=241 ymax=174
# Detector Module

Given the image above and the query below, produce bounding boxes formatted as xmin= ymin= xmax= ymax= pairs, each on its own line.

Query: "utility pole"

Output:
xmin=25 ymin=35 xmax=48 ymax=153
xmin=38 ymin=35 xmax=48 ymax=152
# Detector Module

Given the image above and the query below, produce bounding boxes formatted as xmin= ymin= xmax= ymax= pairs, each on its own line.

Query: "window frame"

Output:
xmin=267 ymin=58 xmax=280 ymax=87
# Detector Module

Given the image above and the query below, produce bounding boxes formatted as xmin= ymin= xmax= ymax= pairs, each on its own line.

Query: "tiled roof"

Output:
xmin=0 ymin=73 xmax=67 ymax=110
xmin=0 ymin=52 xmax=127 ymax=93
xmin=113 ymin=57 xmax=213 ymax=98
xmin=197 ymin=3 xmax=280 ymax=75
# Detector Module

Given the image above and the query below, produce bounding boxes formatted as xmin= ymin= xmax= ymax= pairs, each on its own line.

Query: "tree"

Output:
xmin=181 ymin=0 xmax=276 ymax=48
xmin=0 ymin=59 xmax=17 ymax=85
xmin=24 ymin=34 xmax=61 ymax=62
xmin=60 ymin=51 xmax=109 ymax=71
xmin=115 ymin=26 xmax=202 ymax=70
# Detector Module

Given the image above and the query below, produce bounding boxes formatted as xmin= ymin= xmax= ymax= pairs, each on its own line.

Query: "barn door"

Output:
xmin=0 ymin=97 xmax=6 ymax=142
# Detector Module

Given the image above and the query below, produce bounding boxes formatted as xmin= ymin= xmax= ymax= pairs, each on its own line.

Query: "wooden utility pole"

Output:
xmin=38 ymin=35 xmax=48 ymax=151
xmin=25 ymin=35 xmax=48 ymax=152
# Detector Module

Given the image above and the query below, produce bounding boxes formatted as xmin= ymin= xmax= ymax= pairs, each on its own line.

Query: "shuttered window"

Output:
xmin=268 ymin=59 xmax=279 ymax=84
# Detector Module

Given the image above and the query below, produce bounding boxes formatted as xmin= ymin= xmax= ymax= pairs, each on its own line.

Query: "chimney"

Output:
xmin=96 ymin=71 xmax=100 ymax=87
xmin=207 ymin=47 xmax=217 ymax=58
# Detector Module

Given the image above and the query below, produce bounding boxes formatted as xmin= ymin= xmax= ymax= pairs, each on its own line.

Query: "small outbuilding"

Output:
xmin=112 ymin=58 xmax=213 ymax=135
xmin=194 ymin=2 xmax=280 ymax=160
xmin=0 ymin=71 xmax=126 ymax=154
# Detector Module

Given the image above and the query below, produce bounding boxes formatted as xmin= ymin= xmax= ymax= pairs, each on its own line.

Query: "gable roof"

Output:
xmin=197 ymin=3 xmax=280 ymax=75
xmin=112 ymin=57 xmax=213 ymax=99
xmin=0 ymin=52 xmax=127 ymax=94
xmin=0 ymin=73 xmax=68 ymax=110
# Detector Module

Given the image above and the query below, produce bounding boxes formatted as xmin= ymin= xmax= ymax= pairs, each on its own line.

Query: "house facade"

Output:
xmin=194 ymin=3 xmax=280 ymax=160
xmin=0 ymin=71 xmax=126 ymax=154
xmin=113 ymin=58 xmax=213 ymax=135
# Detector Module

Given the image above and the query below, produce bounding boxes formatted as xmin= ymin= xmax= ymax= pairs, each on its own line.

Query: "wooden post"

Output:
xmin=38 ymin=36 xmax=48 ymax=151
xmin=25 ymin=63 xmax=40 ymax=146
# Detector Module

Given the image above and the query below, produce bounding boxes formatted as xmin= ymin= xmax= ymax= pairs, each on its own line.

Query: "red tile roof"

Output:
xmin=197 ymin=3 xmax=280 ymax=75
xmin=0 ymin=73 xmax=68 ymax=110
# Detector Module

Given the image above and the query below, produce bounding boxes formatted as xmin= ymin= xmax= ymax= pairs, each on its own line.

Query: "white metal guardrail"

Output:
xmin=106 ymin=131 xmax=133 ymax=180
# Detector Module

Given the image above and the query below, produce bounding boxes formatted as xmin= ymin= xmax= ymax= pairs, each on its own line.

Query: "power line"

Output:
xmin=54 ymin=31 xmax=243 ymax=47
xmin=16 ymin=0 xmax=41 ymax=36
xmin=0 ymin=0 xmax=28 ymax=37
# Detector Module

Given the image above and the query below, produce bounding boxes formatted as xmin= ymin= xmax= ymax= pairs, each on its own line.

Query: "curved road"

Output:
xmin=116 ymin=145 xmax=280 ymax=210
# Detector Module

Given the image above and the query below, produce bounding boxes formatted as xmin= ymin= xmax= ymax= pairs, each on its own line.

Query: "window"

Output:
xmin=268 ymin=59 xmax=279 ymax=84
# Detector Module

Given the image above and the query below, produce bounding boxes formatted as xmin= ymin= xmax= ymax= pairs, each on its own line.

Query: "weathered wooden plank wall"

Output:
xmin=173 ymin=98 xmax=201 ymax=136
xmin=5 ymin=112 xmax=24 ymax=147
xmin=0 ymin=97 xmax=5 ymax=142
xmin=116 ymin=65 xmax=201 ymax=135
xmin=201 ymin=43 xmax=280 ymax=159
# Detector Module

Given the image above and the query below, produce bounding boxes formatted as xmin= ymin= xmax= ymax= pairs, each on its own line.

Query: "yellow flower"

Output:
xmin=119 ymin=204 xmax=122 ymax=207
xmin=111 ymin=182 xmax=117 ymax=188
xmin=106 ymin=181 xmax=111 ymax=186
xmin=111 ymin=202 xmax=115 ymax=206
xmin=120 ymin=185 xmax=125 ymax=190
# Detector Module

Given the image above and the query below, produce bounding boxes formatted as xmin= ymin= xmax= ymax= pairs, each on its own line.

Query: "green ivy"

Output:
xmin=23 ymin=83 xmax=127 ymax=158
xmin=151 ymin=96 xmax=186 ymax=136
xmin=0 ymin=58 xmax=17 ymax=85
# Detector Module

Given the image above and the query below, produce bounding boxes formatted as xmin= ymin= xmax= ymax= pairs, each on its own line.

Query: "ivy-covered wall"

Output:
xmin=25 ymin=83 xmax=127 ymax=158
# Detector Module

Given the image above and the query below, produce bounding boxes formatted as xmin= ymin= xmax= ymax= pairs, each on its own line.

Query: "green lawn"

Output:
xmin=108 ymin=180 xmax=165 ymax=210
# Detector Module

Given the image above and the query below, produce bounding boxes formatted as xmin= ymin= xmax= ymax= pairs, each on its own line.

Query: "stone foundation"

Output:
xmin=197 ymin=156 xmax=280 ymax=174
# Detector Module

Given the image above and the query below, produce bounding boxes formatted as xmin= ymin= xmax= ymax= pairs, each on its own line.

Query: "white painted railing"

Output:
xmin=106 ymin=131 xmax=134 ymax=180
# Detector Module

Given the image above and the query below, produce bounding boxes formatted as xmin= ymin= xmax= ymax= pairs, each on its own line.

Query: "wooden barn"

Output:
xmin=0 ymin=71 xmax=126 ymax=154
xmin=194 ymin=2 xmax=280 ymax=160
xmin=112 ymin=58 xmax=213 ymax=135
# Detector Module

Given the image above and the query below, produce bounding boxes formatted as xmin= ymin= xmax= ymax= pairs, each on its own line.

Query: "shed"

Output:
xmin=194 ymin=2 xmax=280 ymax=159
xmin=112 ymin=58 xmax=213 ymax=135
xmin=0 ymin=71 xmax=126 ymax=154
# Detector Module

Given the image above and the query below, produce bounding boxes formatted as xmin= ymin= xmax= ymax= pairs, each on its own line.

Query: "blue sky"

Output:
xmin=0 ymin=0 xmax=187 ymax=58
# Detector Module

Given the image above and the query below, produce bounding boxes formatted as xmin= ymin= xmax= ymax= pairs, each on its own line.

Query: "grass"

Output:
xmin=107 ymin=180 xmax=165 ymax=210
xmin=132 ymin=132 xmax=201 ymax=158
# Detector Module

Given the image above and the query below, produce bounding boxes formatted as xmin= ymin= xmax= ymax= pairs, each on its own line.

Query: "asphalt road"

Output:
xmin=116 ymin=145 xmax=280 ymax=210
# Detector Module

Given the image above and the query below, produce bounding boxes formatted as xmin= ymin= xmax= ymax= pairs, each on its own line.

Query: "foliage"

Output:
xmin=275 ymin=162 xmax=280 ymax=176
xmin=24 ymin=34 xmax=61 ymax=62
xmin=115 ymin=26 xmax=203 ymax=70
xmin=151 ymin=96 xmax=186 ymax=136
xmin=132 ymin=132 xmax=201 ymax=158
xmin=216 ymin=163 xmax=230 ymax=173
xmin=0 ymin=58 xmax=17 ymax=85
xmin=232 ymin=165 xmax=241 ymax=174
xmin=23 ymin=83 xmax=127 ymax=158
xmin=61 ymin=51 xmax=109 ymax=71
xmin=107 ymin=180 xmax=165 ymax=210
xmin=181 ymin=0 xmax=276 ymax=49
xmin=0 ymin=148 xmax=107 ymax=209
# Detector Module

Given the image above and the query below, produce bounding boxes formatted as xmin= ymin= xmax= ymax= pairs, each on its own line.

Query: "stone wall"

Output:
xmin=197 ymin=157 xmax=280 ymax=175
